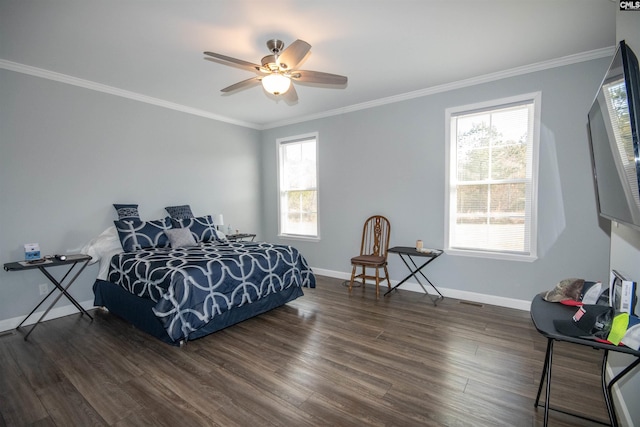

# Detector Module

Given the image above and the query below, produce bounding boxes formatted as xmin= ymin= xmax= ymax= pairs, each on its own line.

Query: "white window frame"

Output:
xmin=276 ymin=132 xmax=320 ymax=241
xmin=444 ymin=92 xmax=541 ymax=262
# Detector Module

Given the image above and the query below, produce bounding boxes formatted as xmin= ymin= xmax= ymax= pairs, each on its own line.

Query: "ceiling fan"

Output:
xmin=204 ymin=39 xmax=348 ymax=103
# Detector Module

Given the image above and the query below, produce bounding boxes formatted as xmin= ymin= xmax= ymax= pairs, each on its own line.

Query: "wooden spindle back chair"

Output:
xmin=348 ymin=215 xmax=391 ymax=298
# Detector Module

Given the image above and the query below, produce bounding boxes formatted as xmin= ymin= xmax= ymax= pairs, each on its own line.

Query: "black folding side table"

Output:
xmin=4 ymin=254 xmax=93 ymax=340
xmin=530 ymin=294 xmax=640 ymax=427
xmin=385 ymin=246 xmax=444 ymax=305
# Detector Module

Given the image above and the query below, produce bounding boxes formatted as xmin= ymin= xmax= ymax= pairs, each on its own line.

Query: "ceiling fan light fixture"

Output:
xmin=204 ymin=38 xmax=347 ymax=102
xmin=262 ymin=73 xmax=291 ymax=95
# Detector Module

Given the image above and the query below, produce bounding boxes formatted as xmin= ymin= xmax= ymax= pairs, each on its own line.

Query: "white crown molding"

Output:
xmin=0 ymin=59 xmax=260 ymax=130
xmin=2 ymin=46 xmax=614 ymax=131
xmin=263 ymin=46 xmax=616 ymax=129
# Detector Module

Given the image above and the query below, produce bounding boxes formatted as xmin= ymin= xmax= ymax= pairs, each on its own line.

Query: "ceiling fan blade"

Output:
xmin=204 ymin=51 xmax=261 ymax=72
xmin=290 ymin=70 xmax=348 ymax=85
xmin=221 ymin=77 xmax=261 ymax=93
xmin=283 ymin=84 xmax=298 ymax=103
xmin=277 ymin=39 xmax=311 ymax=70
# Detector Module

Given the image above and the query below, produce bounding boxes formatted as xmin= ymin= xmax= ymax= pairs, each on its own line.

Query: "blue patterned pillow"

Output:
xmin=171 ymin=215 xmax=221 ymax=243
xmin=114 ymin=217 xmax=172 ymax=252
xmin=165 ymin=205 xmax=194 ymax=220
xmin=113 ymin=203 xmax=140 ymax=219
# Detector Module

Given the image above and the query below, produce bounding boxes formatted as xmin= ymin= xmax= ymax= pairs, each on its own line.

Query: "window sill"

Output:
xmin=277 ymin=234 xmax=320 ymax=243
xmin=445 ymin=248 xmax=537 ymax=262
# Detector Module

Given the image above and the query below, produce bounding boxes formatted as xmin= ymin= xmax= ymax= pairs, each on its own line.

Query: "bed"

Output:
xmin=84 ymin=213 xmax=315 ymax=345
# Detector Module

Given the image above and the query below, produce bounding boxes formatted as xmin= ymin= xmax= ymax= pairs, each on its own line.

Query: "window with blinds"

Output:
xmin=603 ymin=80 xmax=640 ymax=210
xmin=277 ymin=133 xmax=319 ymax=239
xmin=445 ymin=93 xmax=540 ymax=261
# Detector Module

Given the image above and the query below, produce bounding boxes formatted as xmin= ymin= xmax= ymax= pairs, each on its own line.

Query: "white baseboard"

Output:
xmin=0 ymin=267 xmax=529 ymax=334
xmin=311 ymin=267 xmax=532 ymax=311
xmin=0 ymin=299 xmax=95 ymax=333
xmin=0 ymin=267 xmax=531 ymax=333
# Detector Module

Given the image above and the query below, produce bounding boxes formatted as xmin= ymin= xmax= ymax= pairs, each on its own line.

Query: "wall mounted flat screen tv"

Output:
xmin=587 ymin=40 xmax=640 ymax=231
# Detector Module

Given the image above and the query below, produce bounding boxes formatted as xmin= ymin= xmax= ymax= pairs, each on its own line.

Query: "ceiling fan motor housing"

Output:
xmin=264 ymin=39 xmax=287 ymax=71
xmin=261 ymin=55 xmax=279 ymax=71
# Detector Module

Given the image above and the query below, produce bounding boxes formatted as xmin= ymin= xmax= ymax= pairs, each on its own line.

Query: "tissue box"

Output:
xmin=24 ymin=243 xmax=41 ymax=261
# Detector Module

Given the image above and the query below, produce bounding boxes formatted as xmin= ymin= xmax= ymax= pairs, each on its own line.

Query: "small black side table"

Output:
xmin=530 ymin=294 xmax=640 ymax=426
xmin=227 ymin=233 xmax=256 ymax=242
xmin=385 ymin=246 xmax=444 ymax=305
xmin=4 ymin=254 xmax=93 ymax=340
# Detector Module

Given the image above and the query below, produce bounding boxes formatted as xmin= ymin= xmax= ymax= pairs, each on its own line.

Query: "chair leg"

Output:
xmin=349 ymin=265 xmax=357 ymax=293
xmin=361 ymin=266 xmax=366 ymax=292
xmin=375 ymin=268 xmax=380 ymax=298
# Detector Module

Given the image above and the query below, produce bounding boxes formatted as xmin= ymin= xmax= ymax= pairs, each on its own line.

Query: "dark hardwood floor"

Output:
xmin=0 ymin=275 xmax=611 ymax=426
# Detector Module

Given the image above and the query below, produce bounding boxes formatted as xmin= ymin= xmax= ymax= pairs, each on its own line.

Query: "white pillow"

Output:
xmin=165 ymin=228 xmax=197 ymax=248
xmin=81 ymin=226 xmax=122 ymax=264
xmin=81 ymin=226 xmax=124 ymax=280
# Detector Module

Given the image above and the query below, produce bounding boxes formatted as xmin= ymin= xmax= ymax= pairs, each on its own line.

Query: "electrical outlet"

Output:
xmin=39 ymin=283 xmax=48 ymax=295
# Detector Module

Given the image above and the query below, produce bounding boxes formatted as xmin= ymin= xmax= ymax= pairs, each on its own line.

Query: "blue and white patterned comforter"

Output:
xmin=107 ymin=241 xmax=315 ymax=341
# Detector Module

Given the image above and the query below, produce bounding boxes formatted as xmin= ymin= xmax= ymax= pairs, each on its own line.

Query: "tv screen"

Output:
xmin=587 ymin=40 xmax=640 ymax=230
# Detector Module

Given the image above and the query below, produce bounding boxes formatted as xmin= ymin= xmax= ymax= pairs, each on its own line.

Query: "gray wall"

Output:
xmin=261 ymin=56 xmax=613 ymax=304
xmin=0 ymin=69 xmax=261 ymax=323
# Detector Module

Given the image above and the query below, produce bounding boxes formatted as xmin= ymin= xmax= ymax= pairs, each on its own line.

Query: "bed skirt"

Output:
xmin=92 ymin=279 xmax=305 ymax=345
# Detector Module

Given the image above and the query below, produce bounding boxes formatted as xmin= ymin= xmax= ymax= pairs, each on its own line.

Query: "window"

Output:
xmin=277 ymin=133 xmax=319 ymax=239
xmin=445 ymin=93 xmax=540 ymax=261
xmin=603 ymin=79 xmax=640 ymax=211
